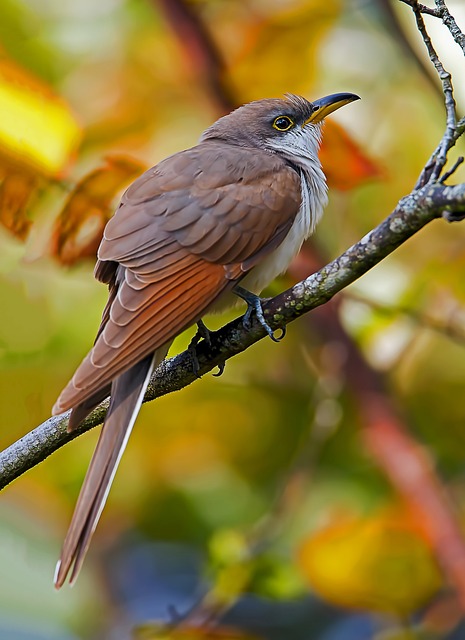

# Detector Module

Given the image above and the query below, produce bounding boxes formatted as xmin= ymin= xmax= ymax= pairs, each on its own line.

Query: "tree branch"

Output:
xmin=1 ymin=181 xmax=464 ymax=490
xmin=435 ymin=0 xmax=465 ymax=54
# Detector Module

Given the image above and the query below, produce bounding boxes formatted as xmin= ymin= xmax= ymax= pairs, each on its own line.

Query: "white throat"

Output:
xmin=241 ymin=124 xmax=328 ymax=294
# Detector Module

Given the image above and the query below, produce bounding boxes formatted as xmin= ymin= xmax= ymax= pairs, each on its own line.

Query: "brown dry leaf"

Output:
xmin=320 ymin=119 xmax=382 ymax=191
xmin=50 ymin=155 xmax=146 ymax=265
xmin=0 ymin=170 xmax=38 ymax=240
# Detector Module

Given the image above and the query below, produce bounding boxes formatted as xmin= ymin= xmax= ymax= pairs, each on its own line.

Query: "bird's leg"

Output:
xmin=188 ymin=319 xmax=226 ymax=377
xmin=233 ymin=285 xmax=286 ymax=343
xmin=188 ymin=319 xmax=211 ymax=378
xmin=192 ymin=319 xmax=212 ymax=347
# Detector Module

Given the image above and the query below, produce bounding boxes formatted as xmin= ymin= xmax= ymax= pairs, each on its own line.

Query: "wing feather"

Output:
xmin=53 ymin=141 xmax=301 ymax=416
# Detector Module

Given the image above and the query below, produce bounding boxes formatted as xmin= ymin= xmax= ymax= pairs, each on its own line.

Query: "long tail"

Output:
xmin=54 ymin=345 xmax=169 ymax=588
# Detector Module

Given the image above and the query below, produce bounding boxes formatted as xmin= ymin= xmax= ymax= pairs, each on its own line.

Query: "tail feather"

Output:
xmin=54 ymin=344 xmax=170 ymax=588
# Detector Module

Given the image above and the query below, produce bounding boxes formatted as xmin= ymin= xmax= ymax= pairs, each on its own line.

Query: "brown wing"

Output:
xmin=53 ymin=142 xmax=301 ymax=414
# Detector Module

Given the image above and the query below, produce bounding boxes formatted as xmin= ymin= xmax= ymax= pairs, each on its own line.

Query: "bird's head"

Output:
xmin=201 ymin=92 xmax=360 ymax=162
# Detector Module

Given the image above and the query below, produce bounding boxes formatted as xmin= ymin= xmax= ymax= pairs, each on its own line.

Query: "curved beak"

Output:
xmin=305 ymin=92 xmax=360 ymax=124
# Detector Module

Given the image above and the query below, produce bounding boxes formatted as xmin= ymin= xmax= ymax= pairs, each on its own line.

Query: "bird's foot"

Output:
xmin=233 ymin=285 xmax=285 ymax=343
xmin=188 ymin=319 xmax=226 ymax=377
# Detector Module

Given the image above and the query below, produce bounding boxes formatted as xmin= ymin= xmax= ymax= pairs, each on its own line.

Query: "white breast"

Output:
xmin=240 ymin=166 xmax=328 ymax=294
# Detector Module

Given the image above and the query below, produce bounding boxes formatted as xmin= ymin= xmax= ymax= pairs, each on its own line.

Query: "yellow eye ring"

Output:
xmin=273 ymin=116 xmax=294 ymax=131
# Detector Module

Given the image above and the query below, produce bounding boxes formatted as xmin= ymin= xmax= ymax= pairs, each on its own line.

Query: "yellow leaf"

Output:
xmin=298 ymin=507 xmax=442 ymax=616
xmin=0 ymin=56 xmax=81 ymax=176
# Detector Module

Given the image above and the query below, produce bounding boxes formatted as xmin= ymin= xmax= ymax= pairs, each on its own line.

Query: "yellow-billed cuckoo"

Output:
xmin=52 ymin=92 xmax=359 ymax=587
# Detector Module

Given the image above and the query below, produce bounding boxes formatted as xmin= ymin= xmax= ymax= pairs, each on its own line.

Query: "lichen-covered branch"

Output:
xmin=435 ymin=0 xmax=465 ymax=53
xmin=405 ymin=2 xmax=458 ymax=186
xmin=1 ymin=180 xmax=464 ymax=491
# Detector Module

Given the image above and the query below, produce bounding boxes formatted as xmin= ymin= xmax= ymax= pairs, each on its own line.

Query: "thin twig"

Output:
xmin=440 ymin=156 xmax=464 ymax=182
xmin=399 ymin=0 xmax=441 ymax=18
xmin=409 ymin=0 xmax=457 ymax=186
xmin=435 ymin=0 xmax=465 ymax=54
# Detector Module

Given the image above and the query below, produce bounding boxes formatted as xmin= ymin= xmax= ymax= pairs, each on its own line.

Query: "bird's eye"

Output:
xmin=272 ymin=116 xmax=294 ymax=131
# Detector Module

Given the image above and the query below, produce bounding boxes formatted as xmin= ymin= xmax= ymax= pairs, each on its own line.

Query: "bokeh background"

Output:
xmin=1 ymin=0 xmax=465 ymax=638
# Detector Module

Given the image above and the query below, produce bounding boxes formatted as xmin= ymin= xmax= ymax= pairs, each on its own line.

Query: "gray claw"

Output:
xmin=233 ymin=285 xmax=285 ymax=342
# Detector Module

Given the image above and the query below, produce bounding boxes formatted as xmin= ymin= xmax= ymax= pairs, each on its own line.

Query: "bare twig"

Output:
xmin=435 ymin=0 xmax=465 ymax=54
xmin=398 ymin=0 xmax=441 ymax=18
xmin=440 ymin=156 xmax=464 ymax=182
xmin=408 ymin=0 xmax=458 ymax=187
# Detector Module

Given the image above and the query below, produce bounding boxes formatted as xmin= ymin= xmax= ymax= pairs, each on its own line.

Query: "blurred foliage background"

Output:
xmin=1 ymin=0 xmax=465 ymax=638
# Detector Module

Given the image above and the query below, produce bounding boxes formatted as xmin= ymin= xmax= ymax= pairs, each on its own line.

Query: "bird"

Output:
xmin=52 ymin=91 xmax=360 ymax=588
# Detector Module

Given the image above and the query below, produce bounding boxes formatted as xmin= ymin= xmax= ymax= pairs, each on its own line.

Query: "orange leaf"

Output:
xmin=50 ymin=155 xmax=146 ymax=265
xmin=0 ymin=171 xmax=37 ymax=240
xmin=320 ymin=119 xmax=382 ymax=191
